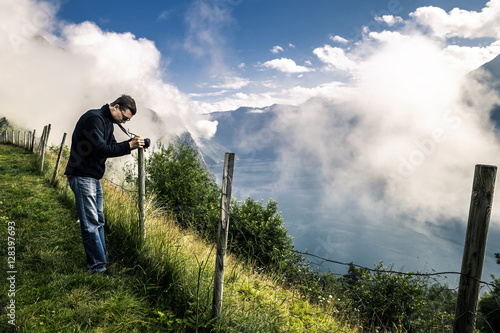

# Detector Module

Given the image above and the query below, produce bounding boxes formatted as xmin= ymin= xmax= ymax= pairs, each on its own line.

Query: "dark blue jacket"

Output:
xmin=64 ymin=104 xmax=131 ymax=179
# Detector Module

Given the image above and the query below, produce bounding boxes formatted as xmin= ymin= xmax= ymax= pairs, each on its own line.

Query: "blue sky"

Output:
xmin=52 ymin=0 xmax=498 ymax=111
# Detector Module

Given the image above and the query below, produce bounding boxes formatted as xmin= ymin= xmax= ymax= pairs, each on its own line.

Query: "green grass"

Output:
xmin=0 ymin=143 xmax=355 ymax=332
xmin=0 ymin=144 xmax=161 ymax=332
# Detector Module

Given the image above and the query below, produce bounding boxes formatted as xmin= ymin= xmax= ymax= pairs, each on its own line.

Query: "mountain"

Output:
xmin=481 ymin=53 xmax=500 ymax=86
xmin=203 ymin=104 xmax=296 ymax=161
xmin=467 ymin=54 xmax=500 ymax=126
xmin=197 ymin=137 xmax=233 ymax=165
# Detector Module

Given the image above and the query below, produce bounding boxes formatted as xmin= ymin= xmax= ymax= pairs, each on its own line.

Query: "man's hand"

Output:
xmin=129 ymin=135 xmax=145 ymax=150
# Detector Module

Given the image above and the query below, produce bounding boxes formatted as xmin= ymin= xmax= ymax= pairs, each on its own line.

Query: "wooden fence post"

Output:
xmin=454 ymin=164 xmax=497 ymax=332
xmin=138 ymin=147 xmax=146 ymax=245
xmin=39 ymin=124 xmax=51 ymax=172
xmin=212 ymin=152 xmax=235 ymax=319
xmin=38 ymin=126 xmax=46 ymax=155
xmin=51 ymin=133 xmax=67 ymax=184
xmin=31 ymin=129 xmax=36 ymax=152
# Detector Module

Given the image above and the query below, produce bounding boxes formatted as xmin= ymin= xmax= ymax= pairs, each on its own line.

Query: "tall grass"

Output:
xmin=98 ymin=168 xmax=354 ymax=331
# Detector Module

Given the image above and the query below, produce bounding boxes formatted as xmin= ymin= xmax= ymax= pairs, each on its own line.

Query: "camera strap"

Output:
xmin=116 ymin=123 xmax=136 ymax=139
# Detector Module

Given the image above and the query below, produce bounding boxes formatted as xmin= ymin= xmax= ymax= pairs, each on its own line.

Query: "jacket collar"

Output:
xmin=101 ymin=104 xmax=115 ymax=123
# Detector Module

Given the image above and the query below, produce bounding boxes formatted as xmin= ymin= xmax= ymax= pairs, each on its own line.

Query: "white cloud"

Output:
xmin=190 ymin=90 xmax=228 ymax=98
xmin=191 ymin=82 xmax=351 ymax=112
xmin=313 ymin=45 xmax=358 ymax=72
xmin=194 ymin=91 xmax=280 ymax=112
xmin=440 ymin=41 xmax=500 ymax=73
xmin=157 ymin=10 xmax=170 ymax=21
xmin=330 ymin=35 xmax=349 ymax=44
xmin=368 ymin=30 xmax=403 ymax=42
xmin=275 ymin=30 xmax=500 ymax=230
xmin=261 ymin=58 xmax=315 ymax=73
xmin=183 ymin=0 xmax=235 ymax=73
xmin=375 ymin=15 xmax=403 ymax=27
xmin=209 ymin=75 xmax=250 ymax=89
xmin=410 ymin=0 xmax=500 ymax=39
xmin=270 ymin=45 xmax=284 ymax=54
xmin=0 ymin=0 xmax=217 ymax=147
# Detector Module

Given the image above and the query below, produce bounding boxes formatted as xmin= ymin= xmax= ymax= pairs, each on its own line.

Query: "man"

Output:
xmin=65 ymin=95 xmax=144 ymax=273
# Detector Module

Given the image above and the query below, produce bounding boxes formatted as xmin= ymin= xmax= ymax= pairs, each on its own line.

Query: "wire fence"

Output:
xmin=2 ymin=125 xmax=500 ymax=332
xmin=148 ymin=202 xmax=500 ymax=332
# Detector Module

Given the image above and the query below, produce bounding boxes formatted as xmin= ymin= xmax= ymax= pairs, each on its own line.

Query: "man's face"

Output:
xmin=111 ymin=104 xmax=133 ymax=124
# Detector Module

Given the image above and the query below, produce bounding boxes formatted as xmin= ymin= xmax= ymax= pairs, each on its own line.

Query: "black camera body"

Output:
xmin=117 ymin=123 xmax=151 ymax=149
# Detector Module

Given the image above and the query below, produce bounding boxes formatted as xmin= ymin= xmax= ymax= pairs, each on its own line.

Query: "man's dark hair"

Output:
xmin=111 ymin=95 xmax=137 ymax=115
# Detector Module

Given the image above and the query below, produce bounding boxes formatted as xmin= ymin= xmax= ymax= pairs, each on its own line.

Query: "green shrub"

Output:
xmin=229 ymin=197 xmax=302 ymax=273
xmin=341 ymin=262 xmax=455 ymax=331
xmin=145 ymin=142 xmax=220 ymax=236
xmin=478 ymin=276 xmax=500 ymax=331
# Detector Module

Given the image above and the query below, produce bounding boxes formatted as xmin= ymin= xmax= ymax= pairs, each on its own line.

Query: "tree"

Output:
xmin=477 ymin=254 xmax=500 ymax=331
xmin=145 ymin=143 xmax=220 ymax=234
xmin=228 ymin=198 xmax=301 ymax=271
xmin=477 ymin=277 xmax=500 ymax=332
xmin=0 ymin=117 xmax=13 ymax=132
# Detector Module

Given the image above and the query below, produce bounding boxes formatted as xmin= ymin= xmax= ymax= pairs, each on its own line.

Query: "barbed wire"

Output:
xmin=149 ymin=200 xmax=500 ymax=331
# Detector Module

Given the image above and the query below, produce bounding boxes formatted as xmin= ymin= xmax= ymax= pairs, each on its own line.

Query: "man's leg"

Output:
xmin=95 ymin=180 xmax=108 ymax=262
xmin=68 ymin=176 xmax=108 ymax=273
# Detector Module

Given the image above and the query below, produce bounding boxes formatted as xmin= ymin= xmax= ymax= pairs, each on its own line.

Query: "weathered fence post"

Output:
xmin=454 ymin=164 xmax=497 ymax=332
xmin=38 ymin=126 xmax=46 ymax=155
xmin=212 ymin=152 xmax=235 ymax=319
xmin=138 ymin=147 xmax=146 ymax=245
xmin=39 ymin=124 xmax=51 ymax=172
xmin=31 ymin=129 xmax=36 ymax=152
xmin=51 ymin=133 xmax=67 ymax=184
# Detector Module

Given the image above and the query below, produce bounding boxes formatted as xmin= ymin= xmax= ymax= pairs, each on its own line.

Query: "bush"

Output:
xmin=341 ymin=262 xmax=455 ymax=331
xmin=229 ymin=197 xmax=302 ymax=272
xmin=478 ymin=276 xmax=500 ymax=331
xmin=145 ymin=142 xmax=220 ymax=235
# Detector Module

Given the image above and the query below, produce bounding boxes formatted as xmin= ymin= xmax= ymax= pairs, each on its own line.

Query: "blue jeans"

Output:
xmin=68 ymin=176 xmax=108 ymax=273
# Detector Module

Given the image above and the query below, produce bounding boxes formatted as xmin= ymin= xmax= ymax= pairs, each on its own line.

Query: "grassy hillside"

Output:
xmin=0 ymin=143 xmax=354 ymax=332
xmin=0 ymin=144 xmax=163 ymax=332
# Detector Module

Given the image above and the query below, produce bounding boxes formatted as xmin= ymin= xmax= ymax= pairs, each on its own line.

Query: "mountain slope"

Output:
xmin=205 ymin=104 xmax=296 ymax=160
xmin=467 ymin=53 xmax=500 ymax=126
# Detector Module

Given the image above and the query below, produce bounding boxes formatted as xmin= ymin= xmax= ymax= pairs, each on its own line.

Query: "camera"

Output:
xmin=117 ymin=123 xmax=151 ymax=149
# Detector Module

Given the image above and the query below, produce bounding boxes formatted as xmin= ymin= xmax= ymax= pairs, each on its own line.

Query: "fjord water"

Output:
xmin=210 ymin=158 xmax=500 ymax=283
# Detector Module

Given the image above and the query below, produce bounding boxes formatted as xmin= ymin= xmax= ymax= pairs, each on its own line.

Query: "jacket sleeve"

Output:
xmin=83 ymin=116 xmax=131 ymax=158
